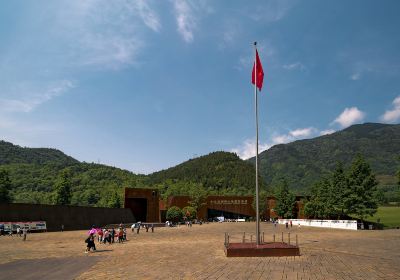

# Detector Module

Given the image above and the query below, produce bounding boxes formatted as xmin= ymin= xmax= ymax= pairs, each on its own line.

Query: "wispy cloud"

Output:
xmin=59 ymin=0 xmax=158 ymax=69
xmin=172 ymin=0 xmax=197 ymax=43
xmin=350 ymin=72 xmax=361 ymax=80
xmin=249 ymin=0 xmax=295 ymax=22
xmin=380 ymin=95 xmax=400 ymax=123
xmin=130 ymin=0 xmax=161 ymax=32
xmin=231 ymin=127 xmax=317 ymax=159
xmin=332 ymin=107 xmax=365 ymax=128
xmin=283 ymin=62 xmax=306 ymax=71
xmin=320 ymin=129 xmax=335 ymax=136
xmin=0 ymin=80 xmax=75 ymax=113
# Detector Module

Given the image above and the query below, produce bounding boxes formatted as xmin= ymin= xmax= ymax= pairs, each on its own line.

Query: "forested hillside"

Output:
xmin=0 ymin=141 xmax=147 ymax=206
xmin=250 ymin=123 xmax=400 ymax=193
xmin=0 ymin=140 xmax=78 ymax=165
xmin=0 ymin=143 xmax=264 ymax=206
xmin=1 ymin=122 xmax=399 ymax=207
xmin=149 ymin=151 xmax=265 ymax=196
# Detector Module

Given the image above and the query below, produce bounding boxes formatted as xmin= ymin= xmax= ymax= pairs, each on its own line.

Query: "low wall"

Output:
xmin=0 ymin=203 xmax=135 ymax=231
xmin=278 ymin=219 xmax=358 ymax=230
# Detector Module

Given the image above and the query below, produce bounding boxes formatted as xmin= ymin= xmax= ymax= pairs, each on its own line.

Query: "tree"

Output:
xmin=274 ymin=179 xmax=296 ymax=218
xmin=53 ymin=169 xmax=72 ymax=205
xmin=188 ymin=184 xmax=207 ymax=214
xmin=182 ymin=206 xmax=197 ymax=220
xmin=330 ymin=162 xmax=347 ymax=218
xmin=304 ymin=179 xmax=330 ymax=218
xmin=108 ymin=189 xmax=122 ymax=208
xmin=0 ymin=170 xmax=12 ymax=203
xmin=166 ymin=206 xmax=183 ymax=222
xmin=344 ymin=155 xmax=378 ymax=220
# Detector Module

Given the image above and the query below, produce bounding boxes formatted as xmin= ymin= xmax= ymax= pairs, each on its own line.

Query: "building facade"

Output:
xmin=124 ymin=188 xmax=305 ymax=222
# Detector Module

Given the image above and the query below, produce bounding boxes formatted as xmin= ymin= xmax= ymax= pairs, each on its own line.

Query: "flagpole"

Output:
xmin=254 ymin=41 xmax=260 ymax=246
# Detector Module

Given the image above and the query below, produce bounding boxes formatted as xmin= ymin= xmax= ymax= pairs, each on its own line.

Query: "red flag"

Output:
xmin=251 ymin=50 xmax=264 ymax=91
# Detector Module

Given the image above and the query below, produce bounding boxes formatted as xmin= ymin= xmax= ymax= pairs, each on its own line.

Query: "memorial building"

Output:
xmin=124 ymin=187 xmax=305 ymax=223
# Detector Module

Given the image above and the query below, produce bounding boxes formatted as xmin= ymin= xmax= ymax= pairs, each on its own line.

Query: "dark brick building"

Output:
xmin=124 ymin=188 xmax=305 ymax=222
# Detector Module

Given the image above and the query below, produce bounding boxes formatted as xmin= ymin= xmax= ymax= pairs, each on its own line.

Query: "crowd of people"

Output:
xmin=85 ymin=225 xmax=128 ymax=253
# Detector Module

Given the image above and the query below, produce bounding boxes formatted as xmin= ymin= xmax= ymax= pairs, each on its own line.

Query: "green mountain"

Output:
xmin=0 ymin=140 xmax=147 ymax=206
xmin=249 ymin=123 xmax=400 ymax=192
xmin=1 ymin=122 xmax=399 ymax=206
xmin=0 ymin=140 xmax=78 ymax=165
xmin=148 ymin=151 xmax=264 ymax=195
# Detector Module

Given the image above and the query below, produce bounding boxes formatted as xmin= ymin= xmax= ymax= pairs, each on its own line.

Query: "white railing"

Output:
xmin=278 ymin=219 xmax=358 ymax=230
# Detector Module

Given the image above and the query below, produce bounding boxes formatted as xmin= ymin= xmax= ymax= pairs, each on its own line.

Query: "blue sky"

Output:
xmin=1 ymin=0 xmax=400 ymax=174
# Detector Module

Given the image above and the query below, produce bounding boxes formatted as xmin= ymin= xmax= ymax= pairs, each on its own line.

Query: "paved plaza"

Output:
xmin=0 ymin=222 xmax=399 ymax=279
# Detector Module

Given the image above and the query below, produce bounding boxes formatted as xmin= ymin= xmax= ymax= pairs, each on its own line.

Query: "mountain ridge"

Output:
xmin=248 ymin=122 xmax=400 ymax=191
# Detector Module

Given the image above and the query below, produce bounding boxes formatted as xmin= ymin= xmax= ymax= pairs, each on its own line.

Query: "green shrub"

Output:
xmin=166 ymin=206 xmax=183 ymax=222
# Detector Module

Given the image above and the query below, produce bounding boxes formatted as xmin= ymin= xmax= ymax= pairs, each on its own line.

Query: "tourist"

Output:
xmin=123 ymin=228 xmax=127 ymax=241
xmin=103 ymin=229 xmax=110 ymax=244
xmin=85 ymin=233 xmax=96 ymax=253
xmin=118 ymin=227 xmax=123 ymax=243
xmin=98 ymin=229 xmax=103 ymax=243
xmin=22 ymin=227 xmax=27 ymax=241
xmin=290 ymin=220 xmax=293 ymax=228
xmin=111 ymin=228 xmax=115 ymax=243
xmin=16 ymin=227 xmax=21 ymax=237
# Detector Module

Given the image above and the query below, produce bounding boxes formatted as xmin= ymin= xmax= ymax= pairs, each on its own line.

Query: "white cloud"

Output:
xmin=380 ymin=95 xmax=400 ymax=123
xmin=172 ymin=0 xmax=197 ymax=43
xmin=231 ymin=127 xmax=317 ymax=159
xmin=283 ymin=62 xmax=305 ymax=71
xmin=231 ymin=139 xmax=271 ymax=159
xmin=59 ymin=0 xmax=157 ymax=69
xmin=131 ymin=0 xmax=161 ymax=32
xmin=289 ymin=127 xmax=315 ymax=137
xmin=350 ymin=73 xmax=361 ymax=80
xmin=332 ymin=107 xmax=365 ymax=128
xmin=320 ymin=129 xmax=335 ymax=136
xmin=0 ymin=80 xmax=75 ymax=113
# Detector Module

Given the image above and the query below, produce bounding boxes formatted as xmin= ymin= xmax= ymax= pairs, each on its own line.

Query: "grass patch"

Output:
xmin=365 ymin=207 xmax=400 ymax=228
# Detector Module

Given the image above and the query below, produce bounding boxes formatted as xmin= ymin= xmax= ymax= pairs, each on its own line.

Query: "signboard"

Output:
xmin=0 ymin=221 xmax=47 ymax=232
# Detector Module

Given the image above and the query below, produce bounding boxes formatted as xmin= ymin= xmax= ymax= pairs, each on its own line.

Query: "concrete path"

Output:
xmin=0 ymin=256 xmax=99 ymax=280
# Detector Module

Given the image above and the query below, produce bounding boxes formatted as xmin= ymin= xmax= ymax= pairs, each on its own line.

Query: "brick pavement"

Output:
xmin=0 ymin=223 xmax=399 ymax=279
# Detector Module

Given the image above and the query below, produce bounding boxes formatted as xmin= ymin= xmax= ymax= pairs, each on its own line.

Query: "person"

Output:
xmin=16 ymin=227 xmax=21 ymax=237
xmin=151 ymin=224 xmax=154 ymax=233
xmin=61 ymin=224 xmax=64 ymax=232
xmin=118 ymin=228 xmax=123 ymax=243
xmin=22 ymin=227 xmax=27 ymax=241
xmin=98 ymin=229 xmax=103 ymax=243
xmin=290 ymin=220 xmax=293 ymax=228
xmin=85 ymin=233 xmax=96 ymax=253
xmin=123 ymin=228 xmax=127 ymax=241
xmin=285 ymin=222 xmax=288 ymax=229
xmin=111 ymin=228 xmax=115 ymax=243
xmin=103 ymin=229 xmax=109 ymax=244
xmin=136 ymin=223 xmax=140 ymax=234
